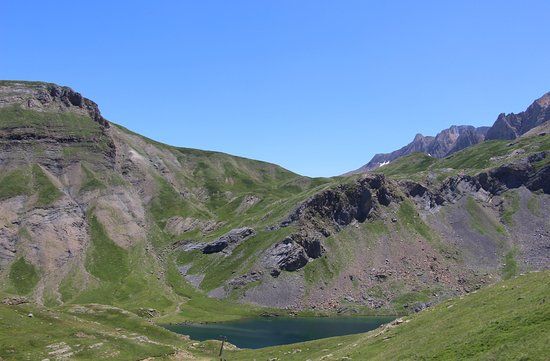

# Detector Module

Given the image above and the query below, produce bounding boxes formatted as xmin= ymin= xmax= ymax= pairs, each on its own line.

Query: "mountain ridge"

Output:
xmin=349 ymin=125 xmax=490 ymax=173
xmin=350 ymin=91 xmax=549 ymax=174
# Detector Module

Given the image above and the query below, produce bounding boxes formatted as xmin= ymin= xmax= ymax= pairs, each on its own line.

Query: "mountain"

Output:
xmin=486 ymin=91 xmax=550 ymax=140
xmin=0 ymin=80 xmax=548 ymax=327
xmin=351 ymin=125 xmax=489 ymax=173
xmin=351 ymin=92 xmax=549 ymax=174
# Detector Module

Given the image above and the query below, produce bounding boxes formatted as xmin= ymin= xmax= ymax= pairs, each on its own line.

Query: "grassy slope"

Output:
xmin=231 ymin=271 xmax=550 ymax=360
xmin=375 ymin=133 xmax=550 ymax=181
xmin=0 ymin=303 xmax=220 ymax=360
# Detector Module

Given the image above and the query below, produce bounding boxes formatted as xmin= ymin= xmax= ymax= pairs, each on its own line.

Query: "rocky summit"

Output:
xmin=0 ymin=81 xmax=549 ymax=360
xmin=351 ymin=92 xmax=550 ymax=173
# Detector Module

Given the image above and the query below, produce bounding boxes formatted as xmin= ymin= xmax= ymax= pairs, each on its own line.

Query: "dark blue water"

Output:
xmin=165 ymin=316 xmax=393 ymax=349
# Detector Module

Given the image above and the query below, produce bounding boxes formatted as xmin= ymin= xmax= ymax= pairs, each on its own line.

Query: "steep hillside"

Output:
xmin=0 ymin=81 xmax=334 ymax=318
xmin=0 ymin=81 xmax=548 ymax=323
xmin=231 ymin=271 xmax=550 ymax=360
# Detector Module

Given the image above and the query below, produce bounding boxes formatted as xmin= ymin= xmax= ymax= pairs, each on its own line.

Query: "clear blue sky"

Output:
xmin=2 ymin=1 xmax=549 ymax=177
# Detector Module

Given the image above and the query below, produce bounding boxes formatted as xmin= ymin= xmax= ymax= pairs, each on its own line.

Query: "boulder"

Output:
xmin=267 ymin=239 xmax=309 ymax=272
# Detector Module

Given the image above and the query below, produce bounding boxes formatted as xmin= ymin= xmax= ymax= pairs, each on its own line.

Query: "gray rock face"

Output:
xmin=264 ymin=239 xmax=309 ymax=274
xmin=202 ymin=227 xmax=256 ymax=254
xmin=402 ymin=152 xmax=550 ymax=211
xmin=450 ymin=127 xmax=489 ymax=154
xmin=351 ymin=125 xmax=489 ymax=173
xmin=263 ymin=235 xmax=324 ymax=275
xmin=282 ymin=174 xmax=401 ymax=229
xmin=486 ymin=92 xmax=550 ymax=140
xmin=176 ymin=227 xmax=256 ymax=254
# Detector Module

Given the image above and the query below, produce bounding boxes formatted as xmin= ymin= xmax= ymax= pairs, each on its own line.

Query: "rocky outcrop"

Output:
xmin=264 ymin=239 xmax=309 ymax=274
xmin=450 ymin=127 xmax=489 ymax=154
xmin=263 ymin=234 xmax=324 ymax=276
xmin=265 ymin=175 xmax=401 ymax=275
xmin=202 ymin=227 xmax=256 ymax=254
xmin=178 ymin=227 xmax=256 ymax=254
xmin=486 ymin=92 xmax=550 ymax=140
xmin=351 ymin=125 xmax=489 ymax=173
xmin=282 ymin=174 xmax=401 ymax=230
xmin=0 ymin=82 xmax=116 ymax=172
xmin=403 ymin=152 xmax=549 ymax=210
xmin=0 ymin=81 xmax=109 ymax=127
xmin=478 ymin=154 xmax=550 ymax=195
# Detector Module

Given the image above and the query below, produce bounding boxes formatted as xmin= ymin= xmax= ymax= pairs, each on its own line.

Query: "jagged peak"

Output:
xmin=534 ymin=91 xmax=550 ymax=108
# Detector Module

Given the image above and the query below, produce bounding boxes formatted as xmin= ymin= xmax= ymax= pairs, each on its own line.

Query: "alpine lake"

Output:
xmin=165 ymin=316 xmax=394 ymax=349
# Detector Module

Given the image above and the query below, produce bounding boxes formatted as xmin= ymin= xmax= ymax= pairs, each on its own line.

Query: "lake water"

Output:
xmin=165 ymin=316 xmax=394 ymax=349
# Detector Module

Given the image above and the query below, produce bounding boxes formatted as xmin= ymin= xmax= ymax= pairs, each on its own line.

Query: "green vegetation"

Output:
xmin=465 ymin=196 xmax=506 ymax=237
xmin=162 ymin=257 xmax=261 ymax=322
xmin=0 ymin=169 xmax=32 ymax=200
xmin=0 ymin=165 xmax=62 ymax=206
xmin=0 ymin=105 xmax=105 ymax=140
xmin=398 ymin=200 xmax=433 ymax=241
xmin=376 ymin=153 xmax=437 ymax=179
xmin=502 ymin=249 xmax=518 ymax=280
xmin=31 ymin=164 xmax=62 ymax=206
xmin=80 ymin=164 xmax=105 ymax=193
xmin=8 ymin=257 xmax=40 ymax=295
xmin=0 ymin=303 xmax=219 ymax=360
xmin=85 ymin=216 xmax=130 ymax=282
xmin=377 ymin=133 xmax=550 ymax=183
xmin=149 ymin=176 xmax=208 ymax=227
xmin=79 ymin=228 xmax=174 ymax=314
xmin=392 ymin=289 xmax=432 ymax=309
xmin=59 ymin=266 xmax=87 ymax=302
xmin=231 ymin=271 xmax=550 ymax=360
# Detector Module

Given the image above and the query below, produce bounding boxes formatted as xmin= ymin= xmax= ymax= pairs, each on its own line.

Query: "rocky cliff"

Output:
xmin=485 ymin=92 xmax=550 ymax=140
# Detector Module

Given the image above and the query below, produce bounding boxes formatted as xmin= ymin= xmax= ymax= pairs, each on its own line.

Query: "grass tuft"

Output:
xmin=9 ymin=257 xmax=40 ymax=295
